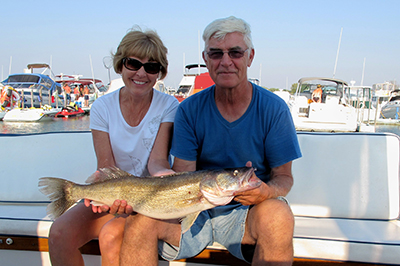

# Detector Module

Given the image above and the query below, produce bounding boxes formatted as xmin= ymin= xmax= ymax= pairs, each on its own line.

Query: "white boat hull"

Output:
xmin=3 ymin=108 xmax=61 ymax=122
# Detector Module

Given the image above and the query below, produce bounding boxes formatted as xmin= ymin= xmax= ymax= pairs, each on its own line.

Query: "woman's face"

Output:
xmin=121 ymin=56 xmax=160 ymax=95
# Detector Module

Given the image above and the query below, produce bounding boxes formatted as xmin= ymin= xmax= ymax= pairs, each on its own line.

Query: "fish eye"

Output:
xmin=233 ymin=170 xmax=239 ymax=176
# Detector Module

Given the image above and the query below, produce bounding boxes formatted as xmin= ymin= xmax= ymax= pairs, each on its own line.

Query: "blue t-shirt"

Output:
xmin=170 ymin=83 xmax=301 ymax=182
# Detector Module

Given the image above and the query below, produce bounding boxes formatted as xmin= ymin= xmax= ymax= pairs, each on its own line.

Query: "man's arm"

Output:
xmin=234 ymin=161 xmax=294 ymax=206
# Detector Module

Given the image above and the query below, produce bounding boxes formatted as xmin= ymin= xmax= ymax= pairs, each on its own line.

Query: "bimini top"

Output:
xmin=298 ymin=77 xmax=348 ymax=86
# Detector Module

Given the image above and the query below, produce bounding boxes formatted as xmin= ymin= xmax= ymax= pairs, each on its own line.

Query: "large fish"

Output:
xmin=38 ymin=167 xmax=261 ymax=232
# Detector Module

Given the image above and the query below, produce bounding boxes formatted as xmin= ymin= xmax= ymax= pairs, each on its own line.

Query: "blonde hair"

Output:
xmin=113 ymin=28 xmax=168 ymax=79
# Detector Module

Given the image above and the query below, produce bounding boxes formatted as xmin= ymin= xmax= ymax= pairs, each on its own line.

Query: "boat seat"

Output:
xmin=287 ymin=132 xmax=400 ymax=264
xmin=1 ymin=132 xmax=400 ymax=265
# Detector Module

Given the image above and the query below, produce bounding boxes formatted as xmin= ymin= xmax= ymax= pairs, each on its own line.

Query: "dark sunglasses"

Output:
xmin=206 ymin=49 xmax=249 ymax=60
xmin=122 ymin=58 xmax=161 ymax=74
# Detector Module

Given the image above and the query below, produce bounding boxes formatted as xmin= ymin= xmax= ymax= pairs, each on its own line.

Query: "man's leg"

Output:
xmin=98 ymin=215 xmax=127 ymax=266
xmin=242 ymin=199 xmax=294 ymax=266
xmin=119 ymin=214 xmax=181 ymax=266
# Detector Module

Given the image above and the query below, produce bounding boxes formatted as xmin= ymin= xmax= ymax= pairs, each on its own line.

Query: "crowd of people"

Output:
xmin=48 ymin=16 xmax=301 ymax=266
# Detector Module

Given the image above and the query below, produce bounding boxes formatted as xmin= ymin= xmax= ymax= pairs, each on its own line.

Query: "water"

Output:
xmin=0 ymin=115 xmax=91 ymax=134
xmin=0 ymin=115 xmax=399 ymax=137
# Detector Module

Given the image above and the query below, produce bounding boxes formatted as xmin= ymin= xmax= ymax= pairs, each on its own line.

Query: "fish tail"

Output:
xmin=38 ymin=177 xmax=77 ymax=219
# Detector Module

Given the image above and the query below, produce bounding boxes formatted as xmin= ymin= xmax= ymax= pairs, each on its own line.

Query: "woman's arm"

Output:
xmin=148 ymin=122 xmax=175 ymax=176
xmin=85 ymin=129 xmax=133 ymax=215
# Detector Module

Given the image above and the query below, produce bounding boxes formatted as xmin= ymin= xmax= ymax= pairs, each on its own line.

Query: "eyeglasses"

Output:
xmin=206 ymin=49 xmax=249 ymax=60
xmin=122 ymin=58 xmax=161 ymax=74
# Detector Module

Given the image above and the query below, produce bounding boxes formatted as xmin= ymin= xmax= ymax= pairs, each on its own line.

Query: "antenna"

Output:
xmin=361 ymin=58 xmax=366 ymax=86
xmin=333 ymin=27 xmax=343 ymax=78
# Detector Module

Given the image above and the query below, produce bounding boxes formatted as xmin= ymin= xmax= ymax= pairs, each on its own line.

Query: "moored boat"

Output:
xmin=379 ymin=89 xmax=400 ymax=121
xmin=173 ymin=64 xmax=214 ymax=102
xmin=1 ymin=131 xmax=399 ymax=265
xmin=288 ymin=77 xmax=370 ymax=132
xmin=55 ymin=74 xmax=108 ymax=108
xmin=2 ymin=106 xmax=61 ymax=122
xmin=1 ymin=64 xmax=62 ymax=109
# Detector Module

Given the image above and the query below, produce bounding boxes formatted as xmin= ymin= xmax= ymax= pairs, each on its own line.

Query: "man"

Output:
xmin=120 ymin=16 xmax=301 ymax=265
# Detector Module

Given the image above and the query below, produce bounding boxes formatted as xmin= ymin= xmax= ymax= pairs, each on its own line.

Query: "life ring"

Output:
xmin=0 ymin=86 xmax=20 ymax=109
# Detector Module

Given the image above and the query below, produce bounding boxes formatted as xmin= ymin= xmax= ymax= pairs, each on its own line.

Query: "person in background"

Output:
xmin=83 ymin=85 xmax=90 ymax=107
xmin=312 ymin=84 xmax=323 ymax=103
xmin=119 ymin=16 xmax=302 ymax=265
xmin=73 ymin=85 xmax=80 ymax=102
xmin=47 ymin=27 xmax=178 ymax=266
xmin=63 ymin=82 xmax=71 ymax=104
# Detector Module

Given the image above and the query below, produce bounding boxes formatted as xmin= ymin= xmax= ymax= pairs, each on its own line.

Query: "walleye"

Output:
xmin=38 ymin=167 xmax=261 ymax=232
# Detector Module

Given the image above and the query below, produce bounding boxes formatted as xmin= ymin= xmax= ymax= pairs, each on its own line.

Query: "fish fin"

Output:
xmin=38 ymin=177 xmax=78 ymax=219
xmin=180 ymin=212 xmax=201 ymax=233
xmin=86 ymin=167 xmax=135 ymax=183
xmin=201 ymin=189 xmax=234 ymax=206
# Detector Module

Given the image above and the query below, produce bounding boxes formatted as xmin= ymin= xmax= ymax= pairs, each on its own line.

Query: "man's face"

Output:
xmin=203 ymin=32 xmax=254 ymax=90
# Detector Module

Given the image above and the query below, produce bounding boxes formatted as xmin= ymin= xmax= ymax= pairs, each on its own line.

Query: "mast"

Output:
xmin=333 ymin=27 xmax=343 ymax=78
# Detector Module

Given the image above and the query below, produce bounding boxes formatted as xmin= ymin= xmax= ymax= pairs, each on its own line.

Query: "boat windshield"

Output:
xmin=7 ymin=75 xmax=40 ymax=84
xmin=298 ymin=81 xmax=344 ymax=101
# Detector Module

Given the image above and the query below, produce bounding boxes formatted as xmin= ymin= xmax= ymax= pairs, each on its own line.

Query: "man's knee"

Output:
xmin=99 ymin=218 xmax=125 ymax=248
xmin=249 ymin=199 xmax=294 ymax=238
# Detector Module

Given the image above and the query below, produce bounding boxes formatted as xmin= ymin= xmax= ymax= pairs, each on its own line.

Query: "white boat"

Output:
xmin=288 ymin=77 xmax=368 ymax=132
xmin=372 ymin=81 xmax=397 ymax=108
xmin=1 ymin=131 xmax=399 ymax=265
xmin=2 ymin=106 xmax=61 ymax=122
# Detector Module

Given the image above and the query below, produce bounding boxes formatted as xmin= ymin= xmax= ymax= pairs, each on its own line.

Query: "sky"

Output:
xmin=1 ymin=0 xmax=399 ymax=90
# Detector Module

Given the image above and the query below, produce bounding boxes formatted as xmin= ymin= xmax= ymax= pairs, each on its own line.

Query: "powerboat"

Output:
xmin=379 ymin=89 xmax=400 ymax=121
xmin=1 ymin=64 xmax=62 ymax=109
xmin=288 ymin=77 xmax=360 ymax=132
xmin=173 ymin=64 xmax=214 ymax=102
xmin=55 ymin=74 xmax=108 ymax=108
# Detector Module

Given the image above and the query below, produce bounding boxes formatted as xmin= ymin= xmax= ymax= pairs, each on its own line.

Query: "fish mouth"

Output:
xmin=238 ymin=167 xmax=262 ymax=191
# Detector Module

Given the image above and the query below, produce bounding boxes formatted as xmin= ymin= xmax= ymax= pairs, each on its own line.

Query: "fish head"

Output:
xmin=200 ymin=167 xmax=262 ymax=206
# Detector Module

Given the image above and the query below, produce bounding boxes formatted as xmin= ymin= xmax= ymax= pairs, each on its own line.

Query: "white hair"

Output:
xmin=202 ymin=16 xmax=254 ymax=51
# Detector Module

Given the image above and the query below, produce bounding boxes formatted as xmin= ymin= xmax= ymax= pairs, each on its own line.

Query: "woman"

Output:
xmin=48 ymin=28 xmax=178 ymax=266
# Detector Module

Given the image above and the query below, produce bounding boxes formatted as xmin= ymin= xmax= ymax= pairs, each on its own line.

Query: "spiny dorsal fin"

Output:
xmin=85 ymin=167 xmax=136 ymax=183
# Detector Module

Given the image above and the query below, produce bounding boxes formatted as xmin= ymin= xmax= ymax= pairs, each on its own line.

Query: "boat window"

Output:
xmin=177 ymin=85 xmax=191 ymax=94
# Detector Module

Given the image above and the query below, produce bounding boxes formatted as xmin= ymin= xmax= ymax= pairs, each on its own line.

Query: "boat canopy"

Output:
xmin=298 ymin=77 xmax=348 ymax=86
xmin=27 ymin=63 xmax=51 ymax=70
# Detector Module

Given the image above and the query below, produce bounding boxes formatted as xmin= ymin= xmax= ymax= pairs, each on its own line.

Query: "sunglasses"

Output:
xmin=122 ymin=58 xmax=161 ymax=74
xmin=206 ymin=48 xmax=249 ymax=60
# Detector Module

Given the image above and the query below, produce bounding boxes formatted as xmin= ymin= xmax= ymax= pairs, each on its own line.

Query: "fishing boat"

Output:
xmin=288 ymin=77 xmax=372 ymax=132
xmin=0 ymin=131 xmax=399 ymax=265
xmin=173 ymin=64 xmax=214 ymax=102
xmin=1 ymin=64 xmax=62 ymax=109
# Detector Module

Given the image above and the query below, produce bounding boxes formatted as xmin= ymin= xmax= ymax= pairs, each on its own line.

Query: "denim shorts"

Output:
xmin=158 ymin=203 xmax=251 ymax=263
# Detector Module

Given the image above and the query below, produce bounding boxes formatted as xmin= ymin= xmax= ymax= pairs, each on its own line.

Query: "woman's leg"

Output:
xmin=48 ymin=202 xmax=115 ymax=266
